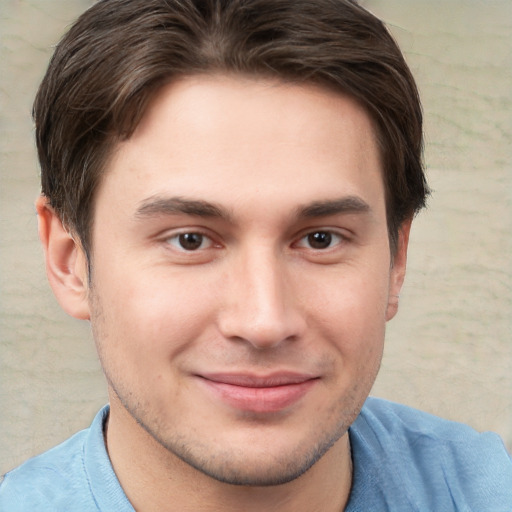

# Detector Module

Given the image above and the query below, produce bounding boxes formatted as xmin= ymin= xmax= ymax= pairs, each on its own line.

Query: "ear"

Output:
xmin=36 ymin=196 xmax=90 ymax=320
xmin=386 ymin=218 xmax=412 ymax=321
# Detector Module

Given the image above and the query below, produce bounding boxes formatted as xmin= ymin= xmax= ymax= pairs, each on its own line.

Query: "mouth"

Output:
xmin=196 ymin=372 xmax=319 ymax=413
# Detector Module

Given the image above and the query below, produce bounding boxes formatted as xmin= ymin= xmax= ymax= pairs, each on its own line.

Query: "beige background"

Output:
xmin=1 ymin=0 xmax=511 ymax=476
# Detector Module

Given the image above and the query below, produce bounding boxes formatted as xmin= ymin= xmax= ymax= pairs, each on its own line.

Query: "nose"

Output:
xmin=217 ymin=247 xmax=306 ymax=349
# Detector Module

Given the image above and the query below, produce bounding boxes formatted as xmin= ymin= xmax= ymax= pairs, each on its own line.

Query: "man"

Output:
xmin=0 ymin=0 xmax=510 ymax=510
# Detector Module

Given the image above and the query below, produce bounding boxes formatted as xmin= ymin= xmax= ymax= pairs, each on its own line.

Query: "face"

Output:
xmin=80 ymin=75 xmax=407 ymax=485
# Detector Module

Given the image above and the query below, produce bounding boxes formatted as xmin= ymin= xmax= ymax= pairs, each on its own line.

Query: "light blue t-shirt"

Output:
xmin=1 ymin=397 xmax=511 ymax=511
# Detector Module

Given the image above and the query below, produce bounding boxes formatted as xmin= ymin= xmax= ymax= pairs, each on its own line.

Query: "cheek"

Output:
xmin=306 ymin=263 xmax=390 ymax=328
xmin=89 ymin=264 xmax=219 ymax=369
xmin=300 ymin=262 xmax=389 ymax=376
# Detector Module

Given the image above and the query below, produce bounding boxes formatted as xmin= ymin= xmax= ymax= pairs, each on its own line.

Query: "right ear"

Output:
xmin=36 ymin=196 xmax=91 ymax=320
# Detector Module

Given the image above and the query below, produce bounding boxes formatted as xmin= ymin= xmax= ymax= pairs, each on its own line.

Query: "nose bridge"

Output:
xmin=219 ymin=243 xmax=303 ymax=348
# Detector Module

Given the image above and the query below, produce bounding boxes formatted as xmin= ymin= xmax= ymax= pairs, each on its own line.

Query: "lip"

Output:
xmin=196 ymin=372 xmax=319 ymax=413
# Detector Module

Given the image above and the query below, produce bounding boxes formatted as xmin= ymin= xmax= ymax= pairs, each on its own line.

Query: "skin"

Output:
xmin=37 ymin=74 xmax=410 ymax=511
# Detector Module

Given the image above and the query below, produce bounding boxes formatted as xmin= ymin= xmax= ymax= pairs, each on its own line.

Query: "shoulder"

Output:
xmin=0 ymin=408 xmax=109 ymax=512
xmin=348 ymin=397 xmax=512 ymax=511
xmin=0 ymin=430 xmax=95 ymax=511
xmin=356 ymin=396 xmax=510 ymax=447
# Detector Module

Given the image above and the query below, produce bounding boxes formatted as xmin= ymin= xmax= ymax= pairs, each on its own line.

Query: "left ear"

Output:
xmin=386 ymin=218 xmax=412 ymax=321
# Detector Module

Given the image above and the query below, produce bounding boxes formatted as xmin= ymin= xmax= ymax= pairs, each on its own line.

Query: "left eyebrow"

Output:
xmin=296 ymin=196 xmax=371 ymax=219
xmin=134 ymin=196 xmax=232 ymax=221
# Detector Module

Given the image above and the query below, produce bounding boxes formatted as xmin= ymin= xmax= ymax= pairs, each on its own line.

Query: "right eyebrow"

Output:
xmin=134 ymin=195 xmax=232 ymax=221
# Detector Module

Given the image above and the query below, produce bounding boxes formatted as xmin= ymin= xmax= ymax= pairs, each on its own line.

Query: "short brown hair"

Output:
xmin=34 ymin=0 xmax=429 ymax=257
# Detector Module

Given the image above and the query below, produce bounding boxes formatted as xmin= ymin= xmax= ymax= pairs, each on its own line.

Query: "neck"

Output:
xmin=105 ymin=402 xmax=353 ymax=512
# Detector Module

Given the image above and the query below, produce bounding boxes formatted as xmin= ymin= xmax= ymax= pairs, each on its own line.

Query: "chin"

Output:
xmin=155 ymin=419 xmax=348 ymax=487
xmin=174 ymin=446 xmax=324 ymax=487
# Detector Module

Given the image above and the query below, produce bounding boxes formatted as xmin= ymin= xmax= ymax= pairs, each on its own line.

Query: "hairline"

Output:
xmin=73 ymin=71 xmax=404 ymax=271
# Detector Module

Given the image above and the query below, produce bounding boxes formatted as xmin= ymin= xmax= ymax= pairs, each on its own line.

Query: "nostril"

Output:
xmin=217 ymin=253 xmax=306 ymax=348
xmin=218 ymin=308 xmax=305 ymax=350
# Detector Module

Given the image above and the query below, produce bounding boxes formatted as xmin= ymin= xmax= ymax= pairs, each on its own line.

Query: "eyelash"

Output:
xmin=294 ymin=230 xmax=346 ymax=251
xmin=165 ymin=231 xmax=217 ymax=252
xmin=164 ymin=229 xmax=346 ymax=253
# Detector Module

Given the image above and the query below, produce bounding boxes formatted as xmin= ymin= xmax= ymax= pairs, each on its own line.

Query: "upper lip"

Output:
xmin=197 ymin=372 xmax=318 ymax=388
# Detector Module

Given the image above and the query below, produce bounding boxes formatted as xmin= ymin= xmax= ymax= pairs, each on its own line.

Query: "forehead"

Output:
xmin=98 ymin=74 xmax=384 ymax=220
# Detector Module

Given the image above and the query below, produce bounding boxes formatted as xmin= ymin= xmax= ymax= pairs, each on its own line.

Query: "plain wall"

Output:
xmin=1 ymin=0 xmax=511 ymax=476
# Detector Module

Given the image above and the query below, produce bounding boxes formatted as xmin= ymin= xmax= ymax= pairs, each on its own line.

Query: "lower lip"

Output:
xmin=199 ymin=378 xmax=317 ymax=413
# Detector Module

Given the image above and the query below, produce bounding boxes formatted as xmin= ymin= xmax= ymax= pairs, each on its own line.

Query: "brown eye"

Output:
xmin=307 ymin=231 xmax=333 ymax=249
xmin=178 ymin=233 xmax=204 ymax=250
xmin=167 ymin=232 xmax=212 ymax=251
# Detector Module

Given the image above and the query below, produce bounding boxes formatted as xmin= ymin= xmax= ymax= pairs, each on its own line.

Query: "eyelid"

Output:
xmin=293 ymin=228 xmax=349 ymax=250
xmin=160 ymin=227 xmax=221 ymax=251
xmin=167 ymin=233 xmax=213 ymax=251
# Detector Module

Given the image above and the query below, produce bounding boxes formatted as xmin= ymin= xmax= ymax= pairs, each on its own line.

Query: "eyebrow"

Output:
xmin=297 ymin=196 xmax=371 ymax=218
xmin=134 ymin=195 xmax=371 ymax=222
xmin=135 ymin=196 xmax=232 ymax=221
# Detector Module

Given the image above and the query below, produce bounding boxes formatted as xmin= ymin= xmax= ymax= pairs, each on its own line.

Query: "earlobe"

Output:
xmin=386 ymin=219 xmax=412 ymax=321
xmin=36 ymin=196 xmax=91 ymax=320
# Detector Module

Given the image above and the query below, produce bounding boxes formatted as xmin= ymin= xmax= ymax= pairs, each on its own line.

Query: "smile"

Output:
xmin=196 ymin=373 xmax=319 ymax=413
